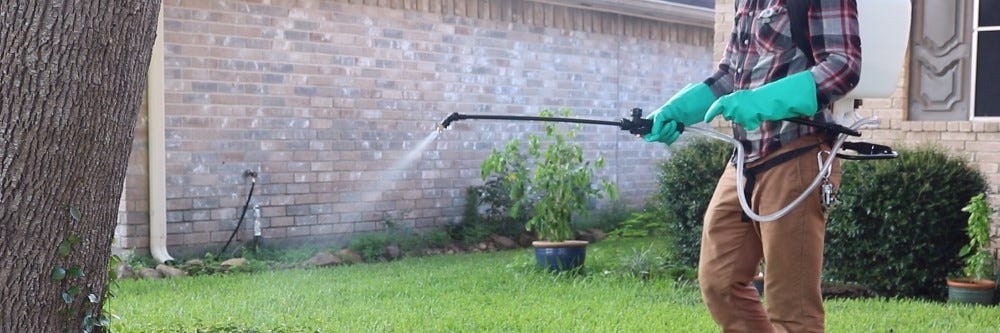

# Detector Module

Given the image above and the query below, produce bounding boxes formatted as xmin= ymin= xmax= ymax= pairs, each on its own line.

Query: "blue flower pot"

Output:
xmin=532 ymin=240 xmax=588 ymax=272
xmin=947 ymin=279 xmax=996 ymax=305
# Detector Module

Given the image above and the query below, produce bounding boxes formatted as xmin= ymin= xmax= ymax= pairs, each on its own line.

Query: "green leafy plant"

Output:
xmin=421 ymin=229 xmax=453 ymax=250
xmin=958 ymin=193 xmax=995 ymax=281
xmin=610 ymin=207 xmax=667 ymax=238
xmin=654 ymin=137 xmax=731 ymax=267
xmin=480 ymin=109 xmax=617 ymax=242
xmin=618 ymin=246 xmax=660 ymax=280
xmin=348 ymin=232 xmax=393 ymax=262
xmin=825 ymin=145 xmax=988 ymax=300
xmin=348 ymin=215 xmax=457 ymax=261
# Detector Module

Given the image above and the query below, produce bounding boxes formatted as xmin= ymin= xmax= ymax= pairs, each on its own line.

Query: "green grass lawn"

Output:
xmin=107 ymin=238 xmax=1000 ymax=332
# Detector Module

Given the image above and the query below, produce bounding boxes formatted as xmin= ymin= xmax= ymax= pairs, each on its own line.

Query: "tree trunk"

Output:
xmin=0 ymin=1 xmax=160 ymax=331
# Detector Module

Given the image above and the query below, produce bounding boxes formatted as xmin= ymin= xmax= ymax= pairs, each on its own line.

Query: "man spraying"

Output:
xmin=645 ymin=0 xmax=861 ymax=331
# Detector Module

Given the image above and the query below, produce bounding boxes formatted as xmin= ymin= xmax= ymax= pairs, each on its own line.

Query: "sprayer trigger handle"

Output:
xmin=623 ymin=108 xmax=654 ymax=136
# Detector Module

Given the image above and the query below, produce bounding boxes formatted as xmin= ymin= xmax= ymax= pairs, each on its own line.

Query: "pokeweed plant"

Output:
xmin=481 ymin=109 xmax=617 ymax=242
xmin=959 ymin=193 xmax=994 ymax=281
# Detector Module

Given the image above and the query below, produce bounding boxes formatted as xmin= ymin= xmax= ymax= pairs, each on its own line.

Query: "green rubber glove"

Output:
xmin=643 ymin=83 xmax=717 ymax=145
xmin=703 ymin=71 xmax=819 ymax=131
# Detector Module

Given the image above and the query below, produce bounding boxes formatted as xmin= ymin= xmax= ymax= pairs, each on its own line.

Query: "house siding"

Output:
xmin=117 ymin=0 xmax=715 ymax=255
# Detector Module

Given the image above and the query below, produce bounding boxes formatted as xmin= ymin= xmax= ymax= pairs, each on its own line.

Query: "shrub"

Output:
xmin=824 ymin=144 xmax=988 ymax=300
xmin=654 ymin=136 xmax=732 ymax=267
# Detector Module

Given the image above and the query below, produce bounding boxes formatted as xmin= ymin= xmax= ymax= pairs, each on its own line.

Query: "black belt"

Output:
xmin=740 ymin=144 xmax=820 ymax=222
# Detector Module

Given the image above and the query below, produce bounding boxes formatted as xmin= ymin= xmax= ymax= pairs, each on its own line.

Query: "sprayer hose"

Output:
xmin=687 ymin=117 xmax=878 ymax=222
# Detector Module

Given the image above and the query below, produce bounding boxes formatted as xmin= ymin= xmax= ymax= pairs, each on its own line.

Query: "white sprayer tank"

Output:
xmin=831 ymin=0 xmax=911 ymax=126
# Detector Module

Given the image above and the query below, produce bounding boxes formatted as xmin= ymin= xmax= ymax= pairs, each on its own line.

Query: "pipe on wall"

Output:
xmin=148 ymin=3 xmax=174 ymax=264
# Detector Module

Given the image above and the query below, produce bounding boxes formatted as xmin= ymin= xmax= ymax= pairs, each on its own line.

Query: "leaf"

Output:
xmin=67 ymin=234 xmax=81 ymax=246
xmin=83 ymin=315 xmax=95 ymax=333
xmin=87 ymin=293 xmax=99 ymax=303
xmin=69 ymin=206 xmax=82 ymax=222
xmin=57 ymin=240 xmax=72 ymax=257
xmin=51 ymin=267 xmax=67 ymax=281
xmin=68 ymin=266 xmax=84 ymax=278
xmin=67 ymin=286 xmax=80 ymax=297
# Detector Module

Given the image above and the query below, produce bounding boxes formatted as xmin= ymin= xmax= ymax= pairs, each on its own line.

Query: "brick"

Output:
xmin=976 ymin=132 xmax=1000 ymax=141
xmin=975 ymin=162 xmax=999 ymax=173
xmin=975 ymin=152 xmax=1000 ymax=164
xmin=960 ymin=122 xmax=973 ymax=132
xmin=192 ymin=221 xmax=216 ymax=233
xmin=286 ymin=227 xmax=310 ymax=237
xmin=186 ymin=232 xmax=211 ymax=245
xmin=295 ymin=215 xmax=318 ymax=226
xmin=262 ymin=228 xmax=287 ymax=239
xmin=967 ymin=141 xmax=998 ymax=153
xmin=310 ymin=224 xmax=334 ymax=235
xmin=269 ymin=216 xmax=295 ymax=227
xmin=904 ymin=131 xmax=941 ymax=142
xmin=940 ymin=131 xmax=976 ymax=141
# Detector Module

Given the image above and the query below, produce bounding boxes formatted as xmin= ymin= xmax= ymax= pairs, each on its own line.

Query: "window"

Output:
xmin=972 ymin=0 xmax=1000 ymax=118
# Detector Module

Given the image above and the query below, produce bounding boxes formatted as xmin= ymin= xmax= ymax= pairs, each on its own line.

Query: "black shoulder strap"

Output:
xmin=787 ymin=0 xmax=815 ymax=66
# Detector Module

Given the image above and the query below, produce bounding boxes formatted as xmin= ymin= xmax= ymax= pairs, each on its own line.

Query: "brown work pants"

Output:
xmin=698 ymin=134 xmax=839 ymax=333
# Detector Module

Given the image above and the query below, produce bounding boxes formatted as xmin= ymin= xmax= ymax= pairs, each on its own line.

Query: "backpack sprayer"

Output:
xmin=438 ymin=0 xmax=911 ymax=222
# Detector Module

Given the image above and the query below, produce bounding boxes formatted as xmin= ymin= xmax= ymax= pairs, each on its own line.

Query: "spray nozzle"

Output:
xmin=437 ymin=112 xmax=464 ymax=132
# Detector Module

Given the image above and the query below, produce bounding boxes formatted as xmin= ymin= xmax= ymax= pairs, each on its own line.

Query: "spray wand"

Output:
xmin=437 ymin=108 xmax=662 ymax=136
xmin=437 ymin=108 xmax=894 ymax=223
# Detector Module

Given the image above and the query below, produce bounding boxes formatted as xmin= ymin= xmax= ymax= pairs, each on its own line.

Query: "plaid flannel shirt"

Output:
xmin=704 ymin=0 xmax=861 ymax=161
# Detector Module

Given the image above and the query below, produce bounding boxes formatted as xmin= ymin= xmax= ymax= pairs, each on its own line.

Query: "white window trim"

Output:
xmin=970 ymin=0 xmax=1000 ymax=121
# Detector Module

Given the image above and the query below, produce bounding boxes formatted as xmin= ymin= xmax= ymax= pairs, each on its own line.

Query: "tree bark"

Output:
xmin=0 ymin=1 xmax=160 ymax=331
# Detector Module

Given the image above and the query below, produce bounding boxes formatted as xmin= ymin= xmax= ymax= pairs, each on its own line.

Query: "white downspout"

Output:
xmin=148 ymin=3 xmax=174 ymax=263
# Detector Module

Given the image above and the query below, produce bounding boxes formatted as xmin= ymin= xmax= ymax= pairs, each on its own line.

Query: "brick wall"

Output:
xmin=117 ymin=0 xmax=715 ymax=255
xmin=713 ymin=0 xmax=1000 ymax=250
